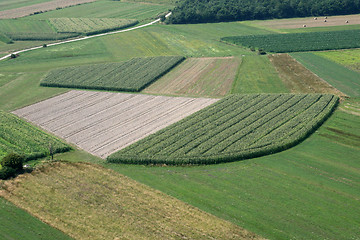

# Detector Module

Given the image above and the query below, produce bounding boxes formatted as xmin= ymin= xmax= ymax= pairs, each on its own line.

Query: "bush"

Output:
xmin=1 ymin=153 xmax=24 ymax=171
xmin=0 ymin=166 xmax=16 ymax=180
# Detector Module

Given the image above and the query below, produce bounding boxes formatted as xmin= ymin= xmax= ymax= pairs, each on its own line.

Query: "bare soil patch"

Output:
xmin=0 ymin=0 xmax=96 ymax=19
xmin=269 ymin=53 xmax=345 ymax=97
xmin=143 ymin=57 xmax=240 ymax=97
xmin=0 ymin=161 xmax=263 ymax=240
xmin=13 ymin=90 xmax=218 ymax=158
xmin=257 ymin=14 xmax=360 ymax=29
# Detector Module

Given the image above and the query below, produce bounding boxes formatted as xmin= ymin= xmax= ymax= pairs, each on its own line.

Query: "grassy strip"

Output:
xmin=0 ymin=111 xmax=71 ymax=160
xmin=0 ymin=33 xmax=13 ymax=44
xmin=41 ymin=56 xmax=185 ymax=92
xmin=291 ymin=52 xmax=360 ymax=97
xmin=222 ymin=29 xmax=360 ymax=53
xmin=314 ymin=49 xmax=360 ymax=72
xmin=0 ymin=162 xmax=263 ymax=240
xmin=4 ymin=32 xmax=79 ymax=41
xmin=0 ymin=197 xmax=72 ymax=240
xmin=107 ymin=93 xmax=338 ymax=165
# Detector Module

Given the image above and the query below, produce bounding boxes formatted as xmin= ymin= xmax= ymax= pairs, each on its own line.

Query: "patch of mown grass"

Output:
xmin=314 ymin=49 xmax=360 ymax=72
xmin=291 ymin=52 xmax=360 ymax=97
xmin=0 ymin=197 xmax=72 ymax=240
xmin=106 ymin=98 xmax=360 ymax=240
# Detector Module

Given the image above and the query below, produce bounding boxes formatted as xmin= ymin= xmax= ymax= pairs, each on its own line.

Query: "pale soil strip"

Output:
xmin=13 ymin=90 xmax=217 ymax=159
xmin=0 ymin=0 xmax=96 ymax=19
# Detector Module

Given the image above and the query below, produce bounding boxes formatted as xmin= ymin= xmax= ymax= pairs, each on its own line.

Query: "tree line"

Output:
xmin=166 ymin=0 xmax=360 ymax=24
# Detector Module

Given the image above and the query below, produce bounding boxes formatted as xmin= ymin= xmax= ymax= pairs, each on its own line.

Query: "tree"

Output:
xmin=1 ymin=153 xmax=24 ymax=171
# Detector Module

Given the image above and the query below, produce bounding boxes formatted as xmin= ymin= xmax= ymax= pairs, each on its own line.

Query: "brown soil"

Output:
xmin=144 ymin=57 xmax=240 ymax=98
xmin=268 ymin=53 xmax=346 ymax=97
xmin=256 ymin=14 xmax=360 ymax=29
xmin=0 ymin=0 xmax=96 ymax=19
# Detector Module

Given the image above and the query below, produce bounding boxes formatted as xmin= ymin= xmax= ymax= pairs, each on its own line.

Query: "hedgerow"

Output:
xmin=221 ymin=30 xmax=360 ymax=53
xmin=40 ymin=56 xmax=185 ymax=92
xmin=107 ymin=94 xmax=338 ymax=165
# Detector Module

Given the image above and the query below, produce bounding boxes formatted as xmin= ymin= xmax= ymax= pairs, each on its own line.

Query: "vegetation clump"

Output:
xmin=0 ymin=153 xmax=24 ymax=179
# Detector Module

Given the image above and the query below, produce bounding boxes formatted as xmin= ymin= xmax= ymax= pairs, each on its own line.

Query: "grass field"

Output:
xmin=0 ymin=0 xmax=53 ymax=11
xmin=0 ymin=111 xmax=71 ymax=159
xmin=41 ymin=56 xmax=184 ymax=92
xmin=0 ymin=197 xmax=72 ymax=240
xmin=26 ymin=1 xmax=172 ymax=21
xmin=314 ymin=49 xmax=360 ymax=72
xmin=0 ymin=162 xmax=263 ymax=240
xmin=144 ymin=57 xmax=240 ymax=97
xmin=231 ymin=55 xmax=288 ymax=93
xmin=108 ymin=94 xmax=338 ymax=164
xmin=269 ymin=53 xmax=345 ymax=96
xmin=291 ymin=52 xmax=360 ymax=97
xmin=222 ymin=29 xmax=360 ymax=53
xmin=0 ymin=19 xmax=54 ymax=34
xmin=106 ymin=98 xmax=360 ymax=240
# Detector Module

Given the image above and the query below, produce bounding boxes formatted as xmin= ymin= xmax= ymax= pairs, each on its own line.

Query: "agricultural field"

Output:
xmin=13 ymin=90 xmax=218 ymax=158
xmin=49 ymin=18 xmax=138 ymax=35
xmin=144 ymin=57 xmax=240 ymax=97
xmin=0 ymin=111 xmax=71 ymax=160
xmin=0 ymin=198 xmax=72 ymax=240
xmin=0 ymin=0 xmax=54 ymax=11
xmin=0 ymin=162 xmax=263 ymax=240
xmin=291 ymin=52 xmax=360 ymax=97
xmin=222 ymin=29 xmax=360 ymax=53
xmin=108 ymin=94 xmax=338 ymax=165
xmin=41 ymin=56 xmax=184 ymax=92
xmin=109 ymin=98 xmax=360 ymax=240
xmin=314 ymin=49 xmax=360 ymax=72
xmin=0 ymin=0 xmax=96 ymax=19
xmin=231 ymin=55 xmax=289 ymax=94
xmin=268 ymin=53 xmax=345 ymax=96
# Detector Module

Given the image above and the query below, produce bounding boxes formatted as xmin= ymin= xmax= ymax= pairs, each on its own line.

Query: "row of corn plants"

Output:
xmin=221 ymin=29 xmax=360 ymax=53
xmin=0 ymin=111 xmax=71 ymax=160
xmin=41 ymin=56 xmax=185 ymax=92
xmin=107 ymin=94 xmax=338 ymax=165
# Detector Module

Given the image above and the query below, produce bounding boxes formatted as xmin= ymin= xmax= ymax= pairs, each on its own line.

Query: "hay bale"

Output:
xmin=303 ymin=24 xmax=307 ymax=27
xmin=314 ymin=17 xmax=317 ymax=20
xmin=346 ymin=20 xmax=349 ymax=23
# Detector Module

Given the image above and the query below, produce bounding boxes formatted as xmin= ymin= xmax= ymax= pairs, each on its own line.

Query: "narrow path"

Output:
xmin=0 ymin=12 xmax=171 ymax=61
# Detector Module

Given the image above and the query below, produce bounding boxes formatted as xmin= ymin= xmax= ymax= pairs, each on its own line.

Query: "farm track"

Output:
xmin=13 ymin=90 xmax=218 ymax=158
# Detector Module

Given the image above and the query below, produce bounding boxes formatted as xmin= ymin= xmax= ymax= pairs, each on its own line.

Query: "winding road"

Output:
xmin=0 ymin=12 xmax=171 ymax=61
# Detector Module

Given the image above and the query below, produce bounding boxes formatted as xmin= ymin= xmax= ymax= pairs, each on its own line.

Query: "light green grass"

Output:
xmin=26 ymin=1 xmax=172 ymax=21
xmin=314 ymin=49 xmax=360 ymax=72
xmin=0 ymin=0 xmax=53 ymax=11
xmin=0 ymin=197 xmax=72 ymax=240
xmin=231 ymin=55 xmax=288 ymax=93
xmin=291 ymin=52 xmax=360 ymax=97
xmin=105 ymin=99 xmax=360 ymax=240
xmin=0 ymin=19 xmax=54 ymax=34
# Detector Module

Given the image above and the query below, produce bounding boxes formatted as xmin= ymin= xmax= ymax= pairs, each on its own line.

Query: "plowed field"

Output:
xmin=13 ymin=90 xmax=218 ymax=158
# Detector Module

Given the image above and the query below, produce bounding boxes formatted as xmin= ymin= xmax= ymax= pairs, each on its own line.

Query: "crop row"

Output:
xmin=49 ymin=18 xmax=138 ymax=35
xmin=107 ymin=94 xmax=338 ymax=165
xmin=0 ymin=111 xmax=71 ymax=160
xmin=41 ymin=56 xmax=185 ymax=92
xmin=221 ymin=29 xmax=360 ymax=53
xmin=4 ymin=32 xmax=79 ymax=41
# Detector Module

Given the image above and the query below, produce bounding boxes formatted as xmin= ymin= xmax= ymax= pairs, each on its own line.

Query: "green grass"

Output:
xmin=291 ymin=52 xmax=360 ymax=97
xmin=279 ymin=24 xmax=360 ymax=33
xmin=314 ymin=49 xmax=360 ymax=72
xmin=41 ymin=56 xmax=185 ymax=92
xmin=108 ymin=94 xmax=338 ymax=164
xmin=105 ymin=98 xmax=360 ymax=240
xmin=0 ymin=198 xmax=72 ymax=240
xmin=231 ymin=55 xmax=289 ymax=93
xmin=222 ymin=30 xmax=360 ymax=53
xmin=0 ymin=0 xmax=53 ymax=11
xmin=0 ymin=111 xmax=71 ymax=160
xmin=26 ymin=1 xmax=172 ymax=21
xmin=0 ymin=19 xmax=55 ymax=34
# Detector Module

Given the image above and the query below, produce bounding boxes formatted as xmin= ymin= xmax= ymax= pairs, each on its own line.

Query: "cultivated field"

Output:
xmin=41 ymin=56 xmax=185 ymax=92
xmin=108 ymin=94 xmax=338 ymax=164
xmin=0 ymin=162 xmax=263 ymax=240
xmin=256 ymin=14 xmax=360 ymax=29
xmin=144 ymin=57 xmax=240 ymax=97
xmin=222 ymin=29 xmax=360 ymax=52
xmin=49 ymin=18 xmax=138 ymax=35
xmin=0 ymin=111 xmax=71 ymax=160
xmin=291 ymin=52 xmax=360 ymax=97
xmin=314 ymin=49 xmax=360 ymax=72
xmin=269 ymin=53 xmax=345 ymax=96
xmin=13 ymin=90 xmax=218 ymax=158
xmin=0 ymin=0 xmax=96 ymax=19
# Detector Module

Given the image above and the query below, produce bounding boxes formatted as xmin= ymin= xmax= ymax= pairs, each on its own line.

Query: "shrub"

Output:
xmin=0 ymin=166 xmax=16 ymax=180
xmin=10 ymin=54 xmax=16 ymax=58
xmin=1 ymin=153 xmax=24 ymax=171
